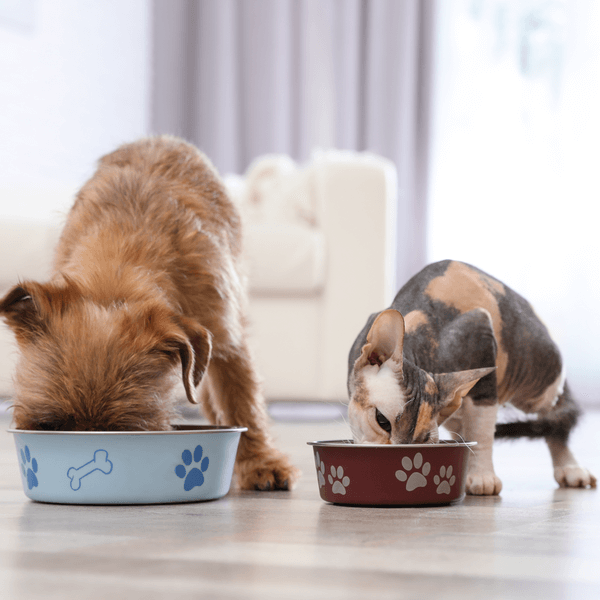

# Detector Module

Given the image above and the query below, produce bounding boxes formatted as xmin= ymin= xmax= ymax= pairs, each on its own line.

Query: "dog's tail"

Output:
xmin=494 ymin=382 xmax=581 ymax=442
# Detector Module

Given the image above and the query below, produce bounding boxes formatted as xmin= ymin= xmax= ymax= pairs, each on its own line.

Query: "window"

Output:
xmin=428 ymin=0 xmax=600 ymax=405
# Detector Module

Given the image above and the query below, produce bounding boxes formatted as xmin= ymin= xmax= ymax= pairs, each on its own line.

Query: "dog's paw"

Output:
xmin=554 ymin=465 xmax=597 ymax=489
xmin=466 ymin=470 xmax=502 ymax=496
xmin=237 ymin=452 xmax=300 ymax=491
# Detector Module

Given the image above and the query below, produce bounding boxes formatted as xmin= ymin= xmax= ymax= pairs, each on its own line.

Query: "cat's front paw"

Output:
xmin=466 ymin=470 xmax=502 ymax=495
xmin=554 ymin=465 xmax=597 ymax=489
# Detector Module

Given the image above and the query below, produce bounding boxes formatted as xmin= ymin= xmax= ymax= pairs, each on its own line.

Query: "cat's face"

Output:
xmin=348 ymin=309 xmax=494 ymax=444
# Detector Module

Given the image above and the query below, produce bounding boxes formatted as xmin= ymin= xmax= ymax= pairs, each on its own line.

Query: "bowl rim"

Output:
xmin=307 ymin=439 xmax=477 ymax=448
xmin=7 ymin=424 xmax=248 ymax=436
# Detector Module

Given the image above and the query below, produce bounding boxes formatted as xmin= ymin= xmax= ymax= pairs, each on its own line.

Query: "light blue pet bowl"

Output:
xmin=8 ymin=425 xmax=246 ymax=504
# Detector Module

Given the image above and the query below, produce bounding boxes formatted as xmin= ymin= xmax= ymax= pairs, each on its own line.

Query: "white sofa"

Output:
xmin=0 ymin=150 xmax=397 ymax=403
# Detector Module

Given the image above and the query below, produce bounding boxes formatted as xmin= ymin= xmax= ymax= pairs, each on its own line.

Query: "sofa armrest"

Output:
xmin=312 ymin=151 xmax=398 ymax=400
xmin=0 ymin=219 xmax=63 ymax=293
xmin=0 ymin=217 xmax=64 ymax=398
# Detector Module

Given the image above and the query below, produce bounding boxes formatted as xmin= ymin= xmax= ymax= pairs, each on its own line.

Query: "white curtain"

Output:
xmin=151 ymin=0 xmax=436 ymax=288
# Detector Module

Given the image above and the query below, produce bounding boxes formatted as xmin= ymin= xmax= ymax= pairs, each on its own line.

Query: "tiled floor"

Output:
xmin=0 ymin=406 xmax=598 ymax=600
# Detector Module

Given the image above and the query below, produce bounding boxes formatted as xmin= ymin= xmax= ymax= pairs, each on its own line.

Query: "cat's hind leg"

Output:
xmin=496 ymin=382 xmax=596 ymax=488
xmin=543 ymin=384 xmax=596 ymax=488
xmin=548 ymin=439 xmax=596 ymax=488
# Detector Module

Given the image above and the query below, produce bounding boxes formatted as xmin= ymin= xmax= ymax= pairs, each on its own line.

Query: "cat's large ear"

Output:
xmin=434 ymin=367 xmax=496 ymax=424
xmin=356 ymin=309 xmax=405 ymax=372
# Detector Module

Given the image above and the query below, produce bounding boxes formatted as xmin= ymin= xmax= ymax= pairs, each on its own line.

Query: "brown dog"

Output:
xmin=0 ymin=136 xmax=298 ymax=491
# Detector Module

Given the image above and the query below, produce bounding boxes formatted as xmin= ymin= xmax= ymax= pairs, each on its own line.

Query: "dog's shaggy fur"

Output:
xmin=0 ymin=136 xmax=298 ymax=491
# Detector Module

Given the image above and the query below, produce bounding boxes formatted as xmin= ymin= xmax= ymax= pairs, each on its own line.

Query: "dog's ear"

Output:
xmin=0 ymin=283 xmax=46 ymax=341
xmin=0 ymin=280 xmax=80 ymax=342
xmin=174 ymin=320 xmax=213 ymax=405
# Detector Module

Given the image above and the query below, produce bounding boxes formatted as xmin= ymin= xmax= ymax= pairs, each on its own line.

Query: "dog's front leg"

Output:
xmin=198 ymin=379 xmax=219 ymax=424
xmin=205 ymin=351 xmax=300 ymax=491
xmin=460 ymin=397 xmax=502 ymax=495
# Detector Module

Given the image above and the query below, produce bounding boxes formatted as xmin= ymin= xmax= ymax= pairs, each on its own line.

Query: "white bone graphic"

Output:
xmin=67 ymin=449 xmax=113 ymax=491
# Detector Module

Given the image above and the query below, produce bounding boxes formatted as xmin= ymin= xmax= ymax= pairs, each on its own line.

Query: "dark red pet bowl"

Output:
xmin=308 ymin=440 xmax=476 ymax=506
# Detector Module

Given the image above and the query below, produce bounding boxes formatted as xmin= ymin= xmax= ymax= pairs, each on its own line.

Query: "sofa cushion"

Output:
xmin=224 ymin=156 xmax=325 ymax=296
xmin=244 ymin=222 xmax=325 ymax=295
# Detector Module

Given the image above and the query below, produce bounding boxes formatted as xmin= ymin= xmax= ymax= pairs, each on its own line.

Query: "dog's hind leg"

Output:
xmin=206 ymin=350 xmax=300 ymax=491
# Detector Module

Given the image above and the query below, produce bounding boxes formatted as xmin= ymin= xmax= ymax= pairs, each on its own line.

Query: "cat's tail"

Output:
xmin=494 ymin=382 xmax=580 ymax=442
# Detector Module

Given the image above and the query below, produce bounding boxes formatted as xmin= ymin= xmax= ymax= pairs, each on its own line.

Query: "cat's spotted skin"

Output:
xmin=348 ymin=260 xmax=596 ymax=495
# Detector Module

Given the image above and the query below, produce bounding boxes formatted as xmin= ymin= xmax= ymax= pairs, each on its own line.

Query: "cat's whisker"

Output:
xmin=323 ymin=401 xmax=351 ymax=432
xmin=444 ymin=429 xmax=476 ymax=455
xmin=338 ymin=410 xmax=350 ymax=429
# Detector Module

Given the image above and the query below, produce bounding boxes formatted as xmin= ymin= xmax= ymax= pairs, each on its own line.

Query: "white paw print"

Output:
xmin=395 ymin=452 xmax=431 ymax=491
xmin=328 ymin=465 xmax=350 ymax=495
xmin=434 ymin=465 xmax=456 ymax=495
xmin=315 ymin=451 xmax=326 ymax=488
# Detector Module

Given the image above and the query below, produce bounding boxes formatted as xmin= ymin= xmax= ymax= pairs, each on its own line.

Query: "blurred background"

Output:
xmin=0 ymin=0 xmax=598 ymax=407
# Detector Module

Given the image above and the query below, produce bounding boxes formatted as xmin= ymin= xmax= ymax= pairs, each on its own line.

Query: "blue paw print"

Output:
xmin=175 ymin=445 xmax=209 ymax=491
xmin=20 ymin=445 xmax=38 ymax=490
